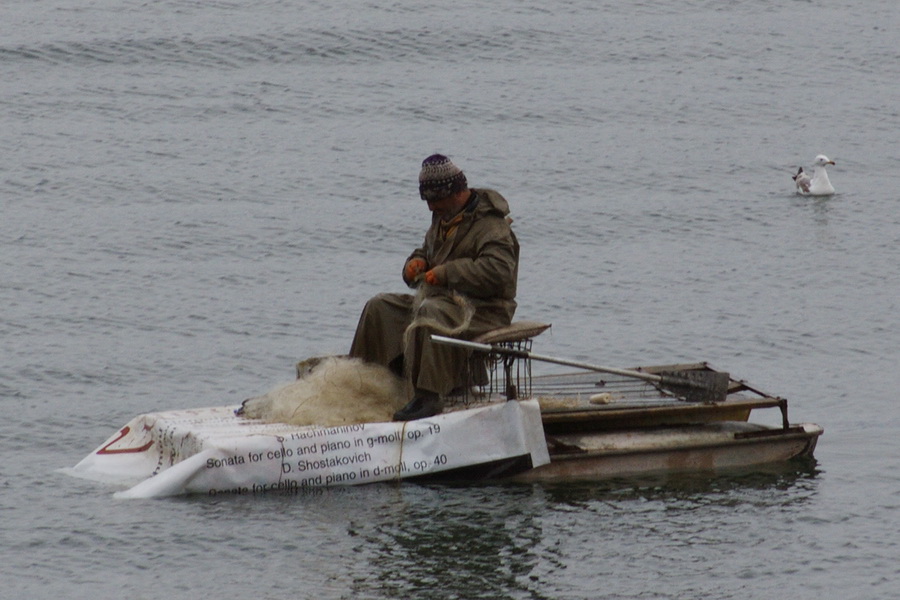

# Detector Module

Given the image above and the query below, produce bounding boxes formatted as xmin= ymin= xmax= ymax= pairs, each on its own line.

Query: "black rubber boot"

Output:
xmin=393 ymin=391 xmax=443 ymax=421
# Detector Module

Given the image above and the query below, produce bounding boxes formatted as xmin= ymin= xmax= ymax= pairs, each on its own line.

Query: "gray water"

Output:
xmin=3 ymin=1 xmax=899 ymax=598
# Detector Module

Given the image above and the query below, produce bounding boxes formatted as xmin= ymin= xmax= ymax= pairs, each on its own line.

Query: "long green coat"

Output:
xmin=349 ymin=188 xmax=519 ymax=396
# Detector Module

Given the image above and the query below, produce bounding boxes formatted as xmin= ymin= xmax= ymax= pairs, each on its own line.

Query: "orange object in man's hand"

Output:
xmin=424 ymin=268 xmax=444 ymax=286
xmin=404 ymin=258 xmax=427 ymax=281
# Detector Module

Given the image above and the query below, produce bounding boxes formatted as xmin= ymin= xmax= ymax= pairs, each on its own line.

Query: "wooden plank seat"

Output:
xmin=472 ymin=321 xmax=552 ymax=345
xmin=467 ymin=321 xmax=551 ymax=401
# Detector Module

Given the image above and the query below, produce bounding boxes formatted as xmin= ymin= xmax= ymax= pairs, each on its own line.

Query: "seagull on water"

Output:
xmin=793 ymin=154 xmax=836 ymax=196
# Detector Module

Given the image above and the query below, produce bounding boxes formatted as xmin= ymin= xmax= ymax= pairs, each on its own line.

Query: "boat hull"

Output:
xmin=510 ymin=422 xmax=822 ymax=483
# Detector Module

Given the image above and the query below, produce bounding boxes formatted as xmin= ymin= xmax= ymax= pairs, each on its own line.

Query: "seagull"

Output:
xmin=793 ymin=155 xmax=836 ymax=196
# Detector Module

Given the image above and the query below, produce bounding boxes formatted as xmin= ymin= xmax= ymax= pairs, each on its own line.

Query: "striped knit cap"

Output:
xmin=418 ymin=154 xmax=467 ymax=201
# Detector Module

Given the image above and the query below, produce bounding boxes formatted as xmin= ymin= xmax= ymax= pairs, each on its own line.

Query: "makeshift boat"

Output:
xmin=68 ymin=323 xmax=822 ymax=498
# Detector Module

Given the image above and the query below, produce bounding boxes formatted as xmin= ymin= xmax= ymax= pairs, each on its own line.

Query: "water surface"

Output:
xmin=3 ymin=1 xmax=899 ymax=598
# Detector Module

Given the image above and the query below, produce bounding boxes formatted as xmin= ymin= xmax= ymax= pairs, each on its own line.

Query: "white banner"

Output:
xmin=68 ymin=400 xmax=549 ymax=498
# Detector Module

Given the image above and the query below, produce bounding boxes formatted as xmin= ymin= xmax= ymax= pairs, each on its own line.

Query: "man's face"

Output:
xmin=425 ymin=194 xmax=458 ymax=221
xmin=425 ymin=188 xmax=469 ymax=221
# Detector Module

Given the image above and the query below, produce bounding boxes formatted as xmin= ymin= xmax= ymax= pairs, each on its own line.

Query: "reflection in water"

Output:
xmin=340 ymin=460 xmax=820 ymax=598
xmin=346 ymin=483 xmax=548 ymax=599
xmin=542 ymin=458 xmax=822 ymax=506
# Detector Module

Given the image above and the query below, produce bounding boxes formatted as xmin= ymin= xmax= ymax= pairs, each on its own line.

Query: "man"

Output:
xmin=349 ymin=154 xmax=519 ymax=421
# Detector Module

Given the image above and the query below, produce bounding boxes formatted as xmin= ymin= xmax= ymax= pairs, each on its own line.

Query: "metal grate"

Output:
xmin=467 ymin=337 xmax=535 ymax=402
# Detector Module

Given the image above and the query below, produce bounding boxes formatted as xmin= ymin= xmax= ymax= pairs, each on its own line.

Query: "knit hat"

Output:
xmin=418 ymin=154 xmax=467 ymax=201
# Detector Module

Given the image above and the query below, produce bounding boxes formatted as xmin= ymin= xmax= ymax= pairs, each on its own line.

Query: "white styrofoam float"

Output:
xmin=69 ymin=399 xmax=549 ymax=499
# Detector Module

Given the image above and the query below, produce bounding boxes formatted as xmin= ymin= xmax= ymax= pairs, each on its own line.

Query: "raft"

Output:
xmin=67 ymin=361 xmax=820 ymax=498
xmin=68 ymin=322 xmax=822 ymax=497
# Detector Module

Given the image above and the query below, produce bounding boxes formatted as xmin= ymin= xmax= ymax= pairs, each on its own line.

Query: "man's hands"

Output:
xmin=404 ymin=258 xmax=445 ymax=287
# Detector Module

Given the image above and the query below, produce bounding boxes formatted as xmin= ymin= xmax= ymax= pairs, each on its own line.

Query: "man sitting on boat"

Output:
xmin=349 ymin=154 xmax=519 ymax=421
